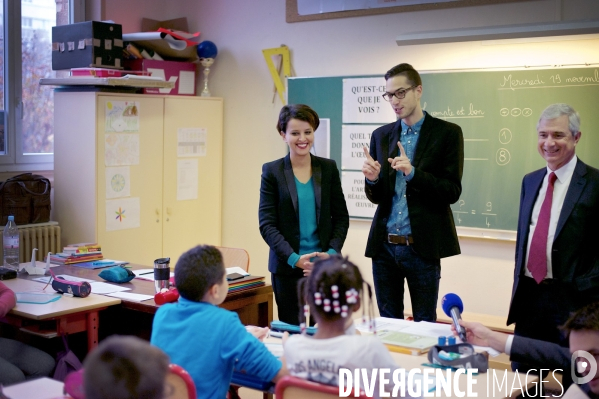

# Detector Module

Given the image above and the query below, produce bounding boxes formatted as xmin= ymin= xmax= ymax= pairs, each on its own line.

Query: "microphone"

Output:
xmin=441 ymin=293 xmax=467 ymax=343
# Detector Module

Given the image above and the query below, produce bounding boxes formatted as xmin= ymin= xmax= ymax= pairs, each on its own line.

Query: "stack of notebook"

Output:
xmin=48 ymin=243 xmax=104 ymax=265
xmin=227 ymin=275 xmax=265 ymax=293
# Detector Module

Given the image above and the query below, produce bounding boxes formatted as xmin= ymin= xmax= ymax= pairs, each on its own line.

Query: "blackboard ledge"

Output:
xmin=457 ymin=227 xmax=516 ymax=242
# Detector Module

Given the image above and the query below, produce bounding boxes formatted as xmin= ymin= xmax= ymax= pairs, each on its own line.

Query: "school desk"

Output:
xmin=233 ymin=337 xmax=539 ymax=399
xmin=41 ymin=263 xmax=273 ymax=329
xmin=1 ymin=377 xmax=66 ymax=399
xmin=404 ymin=307 xmax=515 ymax=334
xmin=0 ymin=277 xmax=121 ymax=351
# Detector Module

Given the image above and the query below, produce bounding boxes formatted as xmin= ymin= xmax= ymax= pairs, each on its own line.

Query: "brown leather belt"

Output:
xmin=387 ymin=234 xmax=413 ymax=246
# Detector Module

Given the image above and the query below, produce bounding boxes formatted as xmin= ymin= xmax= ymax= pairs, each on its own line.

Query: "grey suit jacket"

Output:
xmin=508 ymin=159 xmax=599 ymax=325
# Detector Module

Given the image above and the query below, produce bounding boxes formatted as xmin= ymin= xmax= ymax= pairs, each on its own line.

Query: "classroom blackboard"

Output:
xmin=288 ymin=67 xmax=599 ymax=232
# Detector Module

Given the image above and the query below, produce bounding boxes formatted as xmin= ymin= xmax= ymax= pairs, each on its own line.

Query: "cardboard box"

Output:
xmin=52 ymin=21 xmax=123 ymax=70
xmin=124 ymin=59 xmax=196 ymax=96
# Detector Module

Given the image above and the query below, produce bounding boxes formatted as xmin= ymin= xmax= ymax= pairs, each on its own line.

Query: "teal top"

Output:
xmin=287 ymin=176 xmax=336 ymax=267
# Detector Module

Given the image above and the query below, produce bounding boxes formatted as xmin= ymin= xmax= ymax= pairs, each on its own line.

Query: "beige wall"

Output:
xmin=103 ymin=0 xmax=599 ymax=319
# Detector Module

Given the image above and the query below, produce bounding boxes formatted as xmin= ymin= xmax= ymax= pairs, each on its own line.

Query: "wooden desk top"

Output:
xmin=3 ymin=277 xmax=120 ymax=320
xmin=262 ymin=337 xmax=531 ymax=399
xmin=405 ymin=308 xmax=514 ymax=333
xmin=390 ymin=352 xmax=534 ymax=398
xmin=29 ymin=263 xmax=272 ymax=315
xmin=2 ymin=377 xmax=65 ymax=399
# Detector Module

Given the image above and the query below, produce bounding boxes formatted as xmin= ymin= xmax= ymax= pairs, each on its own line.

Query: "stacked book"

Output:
xmin=49 ymin=243 xmax=104 ymax=265
xmin=227 ymin=275 xmax=265 ymax=293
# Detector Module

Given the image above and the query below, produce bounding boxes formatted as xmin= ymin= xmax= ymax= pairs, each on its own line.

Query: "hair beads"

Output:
xmin=297 ymin=255 xmax=375 ymax=335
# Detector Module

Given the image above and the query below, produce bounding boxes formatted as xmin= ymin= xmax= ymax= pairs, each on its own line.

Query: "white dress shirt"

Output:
xmin=524 ymin=155 xmax=578 ymax=279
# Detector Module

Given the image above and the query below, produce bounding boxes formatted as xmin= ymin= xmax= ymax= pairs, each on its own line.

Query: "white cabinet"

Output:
xmin=54 ymin=92 xmax=223 ymax=266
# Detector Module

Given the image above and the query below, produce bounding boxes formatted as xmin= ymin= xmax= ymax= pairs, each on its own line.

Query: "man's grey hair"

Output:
xmin=537 ymin=103 xmax=581 ymax=136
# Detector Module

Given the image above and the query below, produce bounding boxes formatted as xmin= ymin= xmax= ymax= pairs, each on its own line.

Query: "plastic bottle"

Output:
xmin=3 ymin=216 xmax=20 ymax=270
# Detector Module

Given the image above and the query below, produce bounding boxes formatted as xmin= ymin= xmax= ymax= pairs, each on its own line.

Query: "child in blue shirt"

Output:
xmin=151 ymin=245 xmax=285 ymax=398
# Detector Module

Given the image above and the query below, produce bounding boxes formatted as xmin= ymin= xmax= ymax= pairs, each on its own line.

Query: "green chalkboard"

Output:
xmin=289 ymin=67 xmax=599 ymax=231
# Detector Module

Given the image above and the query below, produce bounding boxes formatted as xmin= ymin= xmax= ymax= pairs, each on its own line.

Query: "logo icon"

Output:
xmin=572 ymin=350 xmax=598 ymax=385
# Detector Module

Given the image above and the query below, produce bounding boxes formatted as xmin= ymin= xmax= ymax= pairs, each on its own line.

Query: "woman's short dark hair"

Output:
xmin=276 ymin=104 xmax=320 ymax=133
xmin=174 ymin=245 xmax=225 ymax=301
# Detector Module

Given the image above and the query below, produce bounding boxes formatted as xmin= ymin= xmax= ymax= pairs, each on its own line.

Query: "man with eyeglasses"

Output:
xmin=362 ymin=63 xmax=464 ymax=322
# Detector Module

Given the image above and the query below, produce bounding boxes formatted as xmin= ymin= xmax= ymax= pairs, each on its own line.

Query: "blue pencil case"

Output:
xmin=270 ymin=320 xmax=317 ymax=335
xmin=98 ymin=266 xmax=135 ymax=283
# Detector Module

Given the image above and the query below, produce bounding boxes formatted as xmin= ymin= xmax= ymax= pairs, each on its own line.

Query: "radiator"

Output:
xmin=0 ymin=223 xmax=61 ymax=263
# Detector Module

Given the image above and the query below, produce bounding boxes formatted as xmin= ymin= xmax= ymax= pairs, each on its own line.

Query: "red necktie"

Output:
xmin=528 ymin=172 xmax=557 ymax=284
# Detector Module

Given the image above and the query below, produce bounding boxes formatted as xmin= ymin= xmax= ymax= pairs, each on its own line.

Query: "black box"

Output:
xmin=52 ymin=21 xmax=123 ymax=70
xmin=0 ymin=267 xmax=17 ymax=280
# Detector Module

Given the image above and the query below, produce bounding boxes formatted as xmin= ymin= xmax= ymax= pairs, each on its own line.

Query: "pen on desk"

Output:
xmin=139 ymin=271 xmax=154 ymax=275
xmin=92 ymin=261 xmax=116 ymax=266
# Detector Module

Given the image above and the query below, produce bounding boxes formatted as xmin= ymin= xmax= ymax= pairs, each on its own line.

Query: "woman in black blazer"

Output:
xmin=259 ymin=104 xmax=349 ymax=325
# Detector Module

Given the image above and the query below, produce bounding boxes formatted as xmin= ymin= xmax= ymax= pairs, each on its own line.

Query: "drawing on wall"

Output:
xmin=105 ymin=133 xmax=140 ymax=166
xmin=105 ymin=166 xmax=131 ymax=199
xmin=106 ymin=197 xmax=141 ymax=231
xmin=105 ymin=101 xmax=140 ymax=132
xmin=177 ymin=159 xmax=199 ymax=201
xmin=177 ymin=127 xmax=207 ymax=157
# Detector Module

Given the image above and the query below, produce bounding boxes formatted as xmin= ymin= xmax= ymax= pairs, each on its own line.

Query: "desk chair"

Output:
xmin=216 ymin=246 xmax=250 ymax=272
xmin=275 ymin=375 xmax=368 ymax=399
xmin=165 ymin=364 xmax=197 ymax=399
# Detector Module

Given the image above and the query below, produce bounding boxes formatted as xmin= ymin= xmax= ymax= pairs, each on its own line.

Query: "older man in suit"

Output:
xmin=507 ymin=103 xmax=599 ymax=368
xmin=362 ymin=63 xmax=464 ymax=322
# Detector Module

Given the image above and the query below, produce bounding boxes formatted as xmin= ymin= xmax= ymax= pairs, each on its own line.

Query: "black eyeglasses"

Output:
xmin=382 ymin=86 xmax=416 ymax=102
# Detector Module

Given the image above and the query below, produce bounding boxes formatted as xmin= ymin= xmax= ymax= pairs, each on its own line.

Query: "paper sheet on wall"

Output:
xmin=177 ymin=159 xmax=198 ymax=201
xmin=105 ymin=166 xmax=131 ymax=199
xmin=177 ymin=127 xmax=206 ymax=157
xmin=105 ymin=134 xmax=140 ymax=166
xmin=105 ymin=197 xmax=141 ymax=231
xmin=105 ymin=101 xmax=140 ymax=132
xmin=342 ymin=77 xmax=396 ymax=124
xmin=342 ymin=171 xmax=376 ymax=218
xmin=310 ymin=118 xmax=330 ymax=158
xmin=341 ymin=124 xmax=382 ymax=170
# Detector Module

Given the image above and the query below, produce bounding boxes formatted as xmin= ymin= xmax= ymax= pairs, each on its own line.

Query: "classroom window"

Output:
xmin=0 ymin=0 xmax=79 ymax=171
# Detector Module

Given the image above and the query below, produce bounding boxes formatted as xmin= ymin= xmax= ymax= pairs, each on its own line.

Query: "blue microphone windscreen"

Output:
xmin=441 ymin=293 xmax=463 ymax=317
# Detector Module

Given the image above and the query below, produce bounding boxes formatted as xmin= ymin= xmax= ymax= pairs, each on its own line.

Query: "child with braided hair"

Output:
xmin=283 ymin=255 xmax=415 ymax=397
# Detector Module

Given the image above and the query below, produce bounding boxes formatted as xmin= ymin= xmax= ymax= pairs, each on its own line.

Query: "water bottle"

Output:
xmin=154 ymin=257 xmax=171 ymax=293
xmin=3 ymin=216 xmax=20 ymax=270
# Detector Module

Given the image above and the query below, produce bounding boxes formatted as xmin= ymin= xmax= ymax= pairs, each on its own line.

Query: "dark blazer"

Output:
xmin=508 ymin=159 xmax=599 ymax=325
xmin=510 ymin=336 xmax=573 ymax=390
xmin=364 ymin=113 xmax=464 ymax=260
xmin=259 ymin=153 xmax=349 ymax=275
